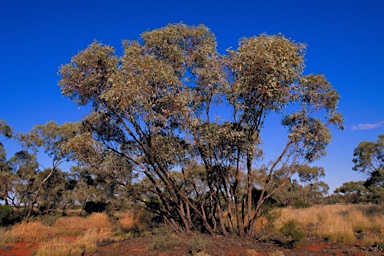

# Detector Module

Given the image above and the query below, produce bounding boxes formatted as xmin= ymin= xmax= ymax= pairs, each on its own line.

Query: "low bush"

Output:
xmin=148 ymin=225 xmax=181 ymax=251
xmin=189 ymin=233 xmax=210 ymax=255
xmin=359 ymin=205 xmax=384 ymax=217
xmin=83 ymin=201 xmax=109 ymax=214
xmin=0 ymin=204 xmax=14 ymax=226
xmin=292 ymin=199 xmax=312 ymax=209
xmin=279 ymin=219 xmax=305 ymax=248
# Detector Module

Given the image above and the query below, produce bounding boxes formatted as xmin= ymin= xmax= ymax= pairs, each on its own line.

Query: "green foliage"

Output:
xmin=0 ymin=120 xmax=13 ymax=138
xmin=83 ymin=200 xmax=109 ymax=214
xmin=0 ymin=21 xmax=343 ymax=236
xmin=335 ymin=134 xmax=384 ymax=204
xmin=0 ymin=204 xmax=14 ymax=226
xmin=334 ymin=181 xmax=367 ymax=203
xmin=279 ymin=219 xmax=305 ymax=248
xmin=42 ymin=22 xmax=344 ymax=236
xmin=38 ymin=213 xmax=63 ymax=226
xmin=292 ymin=199 xmax=312 ymax=209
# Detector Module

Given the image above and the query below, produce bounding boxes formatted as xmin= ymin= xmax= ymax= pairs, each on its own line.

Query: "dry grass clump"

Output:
xmin=194 ymin=252 xmax=211 ymax=256
xmin=35 ymin=228 xmax=113 ymax=255
xmin=269 ymin=251 xmax=285 ymax=256
xmin=117 ymin=212 xmax=135 ymax=230
xmin=53 ymin=212 xmax=112 ymax=235
xmin=76 ymin=228 xmax=103 ymax=253
xmin=35 ymin=213 xmax=115 ymax=255
xmin=5 ymin=213 xmax=115 ymax=255
xmin=276 ymin=204 xmax=384 ymax=246
xmin=117 ymin=210 xmax=152 ymax=234
xmin=0 ymin=227 xmax=16 ymax=246
xmin=35 ymin=238 xmax=83 ymax=256
xmin=10 ymin=221 xmax=57 ymax=243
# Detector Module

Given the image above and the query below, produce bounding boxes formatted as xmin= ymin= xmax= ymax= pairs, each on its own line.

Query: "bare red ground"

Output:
xmin=0 ymin=242 xmax=38 ymax=256
xmin=0 ymin=235 xmax=380 ymax=256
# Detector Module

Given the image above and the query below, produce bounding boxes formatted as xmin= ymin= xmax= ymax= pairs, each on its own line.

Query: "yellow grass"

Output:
xmin=0 ymin=228 xmax=17 ymax=246
xmin=36 ymin=238 xmax=83 ymax=256
xmin=1 ymin=212 xmax=117 ymax=255
xmin=5 ymin=205 xmax=383 ymax=255
xmin=116 ymin=210 xmax=151 ymax=233
xmin=275 ymin=204 xmax=384 ymax=245
xmin=35 ymin=228 xmax=113 ymax=255
xmin=117 ymin=212 xmax=136 ymax=230
xmin=10 ymin=221 xmax=57 ymax=243
xmin=53 ymin=212 xmax=112 ymax=233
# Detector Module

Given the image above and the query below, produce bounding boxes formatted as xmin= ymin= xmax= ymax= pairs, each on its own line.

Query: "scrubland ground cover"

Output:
xmin=276 ymin=204 xmax=384 ymax=248
xmin=0 ymin=212 xmax=126 ymax=255
xmin=0 ymin=204 xmax=383 ymax=255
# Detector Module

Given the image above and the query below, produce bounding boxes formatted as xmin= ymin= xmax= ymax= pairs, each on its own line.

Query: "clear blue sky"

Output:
xmin=1 ymin=0 xmax=383 ymax=192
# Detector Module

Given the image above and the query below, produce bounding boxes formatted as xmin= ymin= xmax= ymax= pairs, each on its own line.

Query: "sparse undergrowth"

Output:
xmin=279 ymin=219 xmax=305 ymax=248
xmin=0 ymin=205 xmax=383 ymax=255
xmin=0 ymin=212 xmax=126 ymax=255
xmin=148 ymin=224 xmax=181 ymax=251
xmin=276 ymin=204 xmax=384 ymax=249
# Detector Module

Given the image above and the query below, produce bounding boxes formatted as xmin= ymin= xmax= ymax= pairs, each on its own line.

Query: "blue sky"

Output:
xmin=1 ymin=0 xmax=383 ymax=192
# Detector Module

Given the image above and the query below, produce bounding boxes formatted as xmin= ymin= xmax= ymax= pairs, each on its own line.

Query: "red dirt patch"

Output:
xmin=0 ymin=235 xmax=380 ymax=256
xmin=91 ymin=234 xmax=376 ymax=256
xmin=0 ymin=241 xmax=38 ymax=256
xmin=298 ymin=243 xmax=331 ymax=251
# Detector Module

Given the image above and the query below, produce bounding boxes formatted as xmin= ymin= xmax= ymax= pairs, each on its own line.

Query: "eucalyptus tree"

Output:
xmin=59 ymin=23 xmax=343 ymax=236
xmin=13 ymin=121 xmax=80 ymax=220
xmin=60 ymin=24 xmax=223 ymax=233
xmin=351 ymin=134 xmax=384 ymax=203
xmin=0 ymin=120 xmax=13 ymax=205
xmin=297 ymin=165 xmax=328 ymax=203
xmin=334 ymin=181 xmax=368 ymax=203
xmin=0 ymin=121 xmax=40 ymax=215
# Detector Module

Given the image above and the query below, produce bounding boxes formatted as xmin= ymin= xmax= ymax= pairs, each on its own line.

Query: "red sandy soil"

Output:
xmin=0 ymin=242 xmax=38 ymax=256
xmin=90 ymin=235 xmax=381 ymax=256
xmin=0 ymin=235 xmax=382 ymax=256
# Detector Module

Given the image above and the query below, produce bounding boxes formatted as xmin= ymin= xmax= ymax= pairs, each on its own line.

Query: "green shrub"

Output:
xmin=38 ymin=213 xmax=62 ymax=226
xmin=264 ymin=208 xmax=282 ymax=230
xmin=292 ymin=199 xmax=312 ymax=209
xmin=83 ymin=200 xmax=109 ymax=214
xmin=279 ymin=219 xmax=305 ymax=248
xmin=359 ymin=205 xmax=384 ymax=217
xmin=0 ymin=204 xmax=14 ymax=226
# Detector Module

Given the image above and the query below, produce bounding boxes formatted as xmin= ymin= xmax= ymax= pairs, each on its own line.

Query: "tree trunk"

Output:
xmin=26 ymin=167 xmax=56 ymax=222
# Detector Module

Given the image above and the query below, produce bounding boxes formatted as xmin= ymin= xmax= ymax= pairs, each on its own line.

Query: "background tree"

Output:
xmin=0 ymin=121 xmax=80 ymax=220
xmin=270 ymin=165 xmax=329 ymax=206
xmin=59 ymin=23 xmax=343 ymax=236
xmin=35 ymin=168 xmax=74 ymax=215
xmin=334 ymin=181 xmax=368 ymax=204
xmin=348 ymin=134 xmax=384 ymax=203
xmin=297 ymin=165 xmax=327 ymax=203
xmin=0 ymin=120 xmax=13 ymax=205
